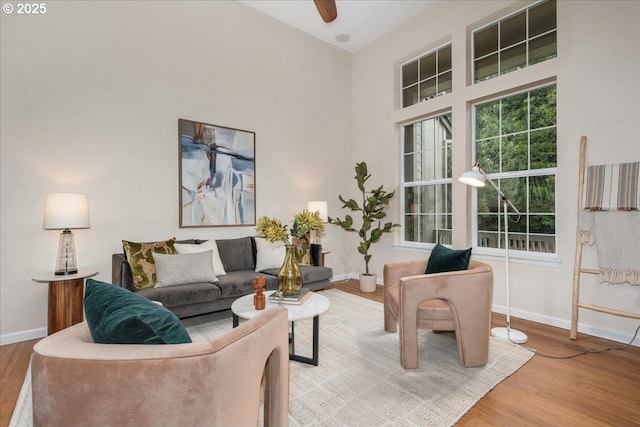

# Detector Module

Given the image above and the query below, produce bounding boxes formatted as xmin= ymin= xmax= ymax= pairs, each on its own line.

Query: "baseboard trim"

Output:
xmin=492 ymin=304 xmax=640 ymax=347
xmin=1 ymin=326 xmax=47 ymax=346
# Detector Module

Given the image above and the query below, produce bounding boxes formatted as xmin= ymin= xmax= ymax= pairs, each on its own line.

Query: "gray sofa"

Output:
xmin=112 ymin=236 xmax=333 ymax=319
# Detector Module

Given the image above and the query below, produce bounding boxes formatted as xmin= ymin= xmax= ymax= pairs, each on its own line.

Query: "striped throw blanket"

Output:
xmin=579 ymin=161 xmax=640 ymax=285
xmin=584 ymin=162 xmax=639 ymax=210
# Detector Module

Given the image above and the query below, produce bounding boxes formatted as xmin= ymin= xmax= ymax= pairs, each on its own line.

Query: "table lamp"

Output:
xmin=459 ymin=164 xmax=528 ymax=344
xmin=43 ymin=193 xmax=90 ymax=275
xmin=307 ymin=201 xmax=328 ymax=266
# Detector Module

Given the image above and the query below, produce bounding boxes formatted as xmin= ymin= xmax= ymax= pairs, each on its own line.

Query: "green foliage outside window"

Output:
xmin=474 ymin=85 xmax=557 ymax=252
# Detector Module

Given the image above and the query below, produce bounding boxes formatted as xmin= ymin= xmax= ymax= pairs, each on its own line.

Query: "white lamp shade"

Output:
xmin=43 ymin=193 xmax=90 ymax=230
xmin=458 ymin=166 xmax=486 ymax=187
xmin=307 ymin=201 xmax=328 ymax=222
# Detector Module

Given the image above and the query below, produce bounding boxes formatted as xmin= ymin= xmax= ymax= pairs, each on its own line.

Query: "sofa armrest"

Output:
xmin=112 ymin=253 xmax=134 ymax=290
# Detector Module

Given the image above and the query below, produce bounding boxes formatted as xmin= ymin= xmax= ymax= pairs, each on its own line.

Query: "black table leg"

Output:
xmin=289 ymin=315 xmax=320 ymax=366
xmin=232 ymin=313 xmax=239 ymax=328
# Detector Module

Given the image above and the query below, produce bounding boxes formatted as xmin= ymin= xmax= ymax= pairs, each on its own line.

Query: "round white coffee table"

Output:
xmin=231 ymin=290 xmax=331 ymax=366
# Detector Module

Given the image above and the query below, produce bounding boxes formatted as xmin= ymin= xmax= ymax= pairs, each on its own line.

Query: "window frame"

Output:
xmin=469 ymin=82 xmax=559 ymax=263
xmin=472 ymin=0 xmax=557 ymax=83
xmin=401 ymin=43 xmax=452 ymax=108
xmin=400 ymin=112 xmax=453 ymax=248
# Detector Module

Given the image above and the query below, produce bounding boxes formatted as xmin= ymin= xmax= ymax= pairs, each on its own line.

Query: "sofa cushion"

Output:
xmin=152 ymin=251 xmax=218 ymax=288
xmin=84 ymin=279 xmax=192 ymax=344
xmin=175 ymin=240 xmax=227 ymax=276
xmin=216 ymin=237 xmax=255 ymax=272
xmin=122 ymin=238 xmax=177 ymax=290
xmin=254 ymin=237 xmax=285 ymax=271
xmin=425 ymin=243 xmax=472 ymax=274
xmin=215 ymin=271 xmax=278 ymax=298
xmin=136 ymin=282 xmax=222 ymax=308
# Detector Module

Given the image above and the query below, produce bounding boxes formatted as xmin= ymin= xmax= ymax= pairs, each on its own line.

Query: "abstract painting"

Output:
xmin=179 ymin=118 xmax=255 ymax=227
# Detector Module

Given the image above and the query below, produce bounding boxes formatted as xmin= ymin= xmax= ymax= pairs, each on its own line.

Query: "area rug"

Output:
xmin=9 ymin=289 xmax=533 ymax=427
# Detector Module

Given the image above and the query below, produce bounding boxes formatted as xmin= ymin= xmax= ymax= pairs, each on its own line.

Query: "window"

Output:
xmin=402 ymin=113 xmax=453 ymax=244
xmin=473 ymin=84 xmax=557 ymax=253
xmin=401 ymin=44 xmax=452 ymax=108
xmin=473 ymin=0 xmax=556 ymax=83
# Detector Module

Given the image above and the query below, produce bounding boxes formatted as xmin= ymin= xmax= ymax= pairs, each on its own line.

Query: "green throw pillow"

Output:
xmin=84 ymin=279 xmax=192 ymax=345
xmin=425 ymin=243 xmax=472 ymax=274
xmin=122 ymin=238 xmax=177 ymax=290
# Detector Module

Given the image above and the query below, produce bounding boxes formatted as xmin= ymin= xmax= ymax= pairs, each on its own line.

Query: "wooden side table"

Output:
xmin=32 ymin=268 xmax=98 ymax=335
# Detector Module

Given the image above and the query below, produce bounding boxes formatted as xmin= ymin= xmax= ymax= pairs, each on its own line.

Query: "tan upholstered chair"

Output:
xmin=32 ymin=306 xmax=289 ymax=427
xmin=384 ymin=259 xmax=493 ymax=369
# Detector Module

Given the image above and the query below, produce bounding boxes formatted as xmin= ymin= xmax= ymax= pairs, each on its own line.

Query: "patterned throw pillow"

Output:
xmin=122 ymin=238 xmax=177 ymax=290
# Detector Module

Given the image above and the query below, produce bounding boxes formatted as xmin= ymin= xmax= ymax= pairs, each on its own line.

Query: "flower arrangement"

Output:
xmin=256 ymin=209 xmax=325 ymax=263
xmin=255 ymin=216 xmax=289 ymax=243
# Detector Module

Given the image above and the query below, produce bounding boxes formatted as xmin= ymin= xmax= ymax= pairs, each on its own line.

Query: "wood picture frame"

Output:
xmin=178 ymin=118 xmax=256 ymax=227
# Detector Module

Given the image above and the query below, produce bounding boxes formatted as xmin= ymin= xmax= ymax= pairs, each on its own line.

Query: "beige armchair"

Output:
xmin=32 ymin=306 xmax=289 ymax=427
xmin=384 ymin=259 xmax=493 ymax=369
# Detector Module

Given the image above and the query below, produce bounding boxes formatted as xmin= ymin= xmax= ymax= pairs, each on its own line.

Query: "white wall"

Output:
xmin=0 ymin=1 xmax=352 ymax=342
xmin=351 ymin=0 xmax=640 ymax=344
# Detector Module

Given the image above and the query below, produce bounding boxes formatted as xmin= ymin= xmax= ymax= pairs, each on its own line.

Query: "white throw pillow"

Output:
xmin=174 ymin=240 xmax=227 ymax=276
xmin=152 ymin=251 xmax=218 ymax=288
xmin=255 ymin=237 xmax=285 ymax=271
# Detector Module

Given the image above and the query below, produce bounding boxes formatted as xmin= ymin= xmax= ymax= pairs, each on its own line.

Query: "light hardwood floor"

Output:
xmin=1 ymin=280 xmax=639 ymax=427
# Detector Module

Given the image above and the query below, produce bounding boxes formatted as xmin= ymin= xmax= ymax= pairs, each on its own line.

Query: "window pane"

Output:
xmin=500 ymin=11 xmax=526 ymax=48
xmin=404 ymin=187 xmax=420 ymax=213
xmin=474 ymin=24 xmax=498 ymax=58
xmin=403 ymin=124 xmax=415 ymax=153
xmin=402 ymin=60 xmax=418 ymax=87
xmin=475 ymin=101 xmax=500 ymax=139
xmin=420 ymin=53 xmax=437 ymax=81
xmin=500 ymin=177 xmax=526 ymax=213
xmin=404 ymin=153 xmax=416 ymax=182
xmin=501 ymin=92 xmax=528 ymax=134
xmin=529 ymin=175 xmax=555 ymax=213
xmin=502 ymin=133 xmax=528 ymax=172
xmin=500 ymin=43 xmax=527 ymax=75
xmin=477 ymin=181 xmax=499 ymax=213
xmin=438 ymin=45 xmax=452 ymax=72
xmin=478 ymin=214 xmax=499 ymax=231
xmin=476 ymin=137 xmax=500 ymax=174
xmin=403 ymin=85 xmax=418 ymax=108
xmin=474 ymin=54 xmax=498 ymax=82
xmin=419 ymin=77 xmax=436 ymax=101
xmin=421 ymin=215 xmax=437 ymax=243
xmin=438 ymin=71 xmax=452 ymax=96
xmin=530 ymin=85 xmax=557 ymax=128
xmin=530 ymin=128 xmax=557 ymax=169
xmin=529 ymin=0 xmax=556 ymax=38
xmin=529 ymin=32 xmax=557 ymax=65
xmin=529 ymin=214 xmax=555 ymax=234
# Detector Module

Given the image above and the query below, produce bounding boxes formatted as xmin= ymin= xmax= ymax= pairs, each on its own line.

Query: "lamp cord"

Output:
xmin=511 ymin=323 xmax=640 ymax=360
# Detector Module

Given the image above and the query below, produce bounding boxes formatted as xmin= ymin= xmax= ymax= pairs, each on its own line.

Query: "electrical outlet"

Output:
xmin=334 ymin=255 xmax=340 ymax=263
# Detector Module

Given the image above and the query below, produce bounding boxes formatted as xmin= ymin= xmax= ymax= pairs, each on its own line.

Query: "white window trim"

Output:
xmin=469 ymin=85 xmax=558 ymax=260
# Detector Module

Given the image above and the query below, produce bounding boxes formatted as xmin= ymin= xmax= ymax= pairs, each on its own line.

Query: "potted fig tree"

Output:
xmin=329 ymin=162 xmax=399 ymax=292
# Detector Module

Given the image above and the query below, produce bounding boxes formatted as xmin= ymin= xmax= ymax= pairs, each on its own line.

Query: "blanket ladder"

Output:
xmin=570 ymin=136 xmax=640 ymax=339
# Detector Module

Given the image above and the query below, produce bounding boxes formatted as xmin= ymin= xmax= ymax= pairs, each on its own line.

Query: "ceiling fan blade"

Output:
xmin=313 ymin=0 xmax=337 ymax=23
